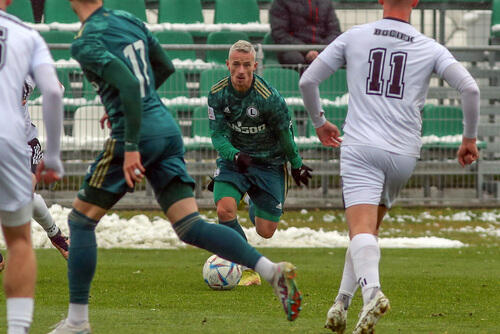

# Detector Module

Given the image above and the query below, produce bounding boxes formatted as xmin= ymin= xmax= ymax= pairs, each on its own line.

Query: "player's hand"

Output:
xmin=100 ymin=113 xmax=111 ymax=129
xmin=35 ymin=160 xmax=62 ymax=184
xmin=234 ymin=152 xmax=252 ymax=173
xmin=305 ymin=50 xmax=319 ymax=63
xmin=316 ymin=121 xmax=342 ymax=148
xmin=123 ymin=151 xmax=145 ymax=188
xmin=457 ymin=137 xmax=479 ymax=167
xmin=291 ymin=164 xmax=313 ymax=186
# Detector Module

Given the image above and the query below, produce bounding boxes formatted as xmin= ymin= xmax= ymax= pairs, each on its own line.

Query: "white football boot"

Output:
xmin=47 ymin=319 xmax=91 ymax=334
xmin=353 ymin=290 xmax=390 ymax=334
xmin=325 ymin=300 xmax=347 ymax=333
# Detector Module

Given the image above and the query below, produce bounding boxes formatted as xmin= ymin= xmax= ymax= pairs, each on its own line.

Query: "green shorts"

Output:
xmin=213 ymin=158 xmax=289 ymax=220
xmin=78 ymin=135 xmax=195 ymax=209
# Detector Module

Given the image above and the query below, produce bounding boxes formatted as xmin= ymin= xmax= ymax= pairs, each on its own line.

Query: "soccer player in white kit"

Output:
xmin=0 ymin=1 xmax=64 ymax=333
xmin=22 ymin=78 xmax=70 ymax=259
xmin=299 ymin=0 xmax=480 ymax=332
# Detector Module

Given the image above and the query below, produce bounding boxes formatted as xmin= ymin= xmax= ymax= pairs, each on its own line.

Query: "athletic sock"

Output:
xmin=254 ymin=256 xmax=276 ymax=283
xmin=219 ymin=218 xmax=247 ymax=241
xmin=33 ymin=193 xmax=58 ymax=237
xmin=173 ymin=212 xmax=262 ymax=269
xmin=67 ymin=209 xmax=98 ymax=305
xmin=67 ymin=303 xmax=89 ymax=326
xmin=7 ymin=298 xmax=33 ymax=334
xmin=336 ymin=247 xmax=358 ymax=309
xmin=349 ymin=233 xmax=381 ymax=305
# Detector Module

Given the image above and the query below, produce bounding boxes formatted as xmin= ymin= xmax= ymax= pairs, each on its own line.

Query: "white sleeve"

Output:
xmin=32 ymin=64 xmax=64 ymax=176
xmin=299 ymin=58 xmax=335 ymax=128
xmin=441 ymin=63 xmax=480 ymax=138
xmin=30 ymin=32 xmax=54 ymax=71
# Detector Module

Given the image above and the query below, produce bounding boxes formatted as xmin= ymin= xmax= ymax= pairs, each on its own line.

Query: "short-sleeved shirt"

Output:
xmin=71 ymin=7 xmax=179 ymax=141
xmin=208 ymin=74 xmax=295 ymax=166
xmin=318 ymin=18 xmax=458 ymax=157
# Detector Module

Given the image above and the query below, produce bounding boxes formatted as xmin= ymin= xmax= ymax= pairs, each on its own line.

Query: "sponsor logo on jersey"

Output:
xmin=246 ymin=106 xmax=259 ymax=118
xmin=228 ymin=122 xmax=266 ymax=134
xmin=224 ymin=106 xmax=231 ymax=114
xmin=208 ymin=106 xmax=215 ymax=120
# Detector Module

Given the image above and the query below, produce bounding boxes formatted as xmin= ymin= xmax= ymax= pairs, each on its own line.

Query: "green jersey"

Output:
xmin=71 ymin=7 xmax=179 ymax=141
xmin=208 ymin=74 xmax=302 ymax=168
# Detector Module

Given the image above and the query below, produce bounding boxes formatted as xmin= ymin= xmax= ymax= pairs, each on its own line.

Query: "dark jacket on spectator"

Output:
xmin=270 ymin=0 xmax=341 ymax=45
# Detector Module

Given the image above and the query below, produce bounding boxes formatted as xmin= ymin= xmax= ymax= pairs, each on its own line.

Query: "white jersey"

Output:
xmin=318 ymin=18 xmax=457 ymax=157
xmin=0 ymin=10 xmax=53 ymax=211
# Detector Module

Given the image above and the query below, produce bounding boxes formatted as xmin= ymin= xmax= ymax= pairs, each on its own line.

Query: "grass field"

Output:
xmin=1 ymin=208 xmax=499 ymax=333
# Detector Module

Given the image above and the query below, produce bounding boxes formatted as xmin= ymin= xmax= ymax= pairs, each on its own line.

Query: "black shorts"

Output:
xmin=28 ymin=138 xmax=43 ymax=174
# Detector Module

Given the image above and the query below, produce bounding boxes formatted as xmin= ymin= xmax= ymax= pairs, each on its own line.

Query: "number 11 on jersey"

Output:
xmin=366 ymin=48 xmax=407 ymax=99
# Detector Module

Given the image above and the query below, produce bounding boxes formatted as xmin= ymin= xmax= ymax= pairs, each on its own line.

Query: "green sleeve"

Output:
xmin=208 ymin=96 xmax=239 ymax=161
xmin=277 ymin=128 xmax=302 ymax=169
xmin=148 ymin=35 xmax=175 ymax=89
xmin=102 ymin=59 xmax=142 ymax=151
xmin=268 ymin=95 xmax=302 ymax=168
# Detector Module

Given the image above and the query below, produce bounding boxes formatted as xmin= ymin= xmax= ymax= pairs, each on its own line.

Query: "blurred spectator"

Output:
xmin=30 ymin=0 xmax=44 ymax=23
xmin=270 ymin=0 xmax=341 ymax=69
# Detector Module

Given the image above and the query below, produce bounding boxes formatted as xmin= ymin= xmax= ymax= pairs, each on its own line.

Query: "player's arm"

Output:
xmin=32 ymin=64 xmax=64 ymax=180
xmin=208 ymin=96 xmax=239 ymax=161
xmin=269 ymin=97 xmax=312 ymax=186
xmin=148 ymin=36 xmax=175 ymax=89
xmin=441 ymin=62 xmax=480 ymax=166
xmin=299 ymin=58 xmax=342 ymax=148
xmin=102 ymin=58 xmax=142 ymax=151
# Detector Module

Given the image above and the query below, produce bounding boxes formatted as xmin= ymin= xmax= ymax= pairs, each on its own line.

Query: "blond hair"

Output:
xmin=228 ymin=40 xmax=256 ymax=60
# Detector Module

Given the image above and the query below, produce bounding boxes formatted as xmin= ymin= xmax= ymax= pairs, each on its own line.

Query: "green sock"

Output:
xmin=174 ymin=212 xmax=261 ymax=269
xmin=67 ymin=209 xmax=98 ymax=304
xmin=220 ymin=218 xmax=247 ymax=241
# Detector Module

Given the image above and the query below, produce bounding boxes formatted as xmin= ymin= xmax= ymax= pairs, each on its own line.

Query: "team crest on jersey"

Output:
xmin=246 ymin=106 xmax=259 ymax=118
xmin=223 ymin=106 xmax=231 ymax=114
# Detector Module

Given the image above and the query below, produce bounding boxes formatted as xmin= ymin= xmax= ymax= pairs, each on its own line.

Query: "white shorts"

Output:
xmin=340 ymin=145 xmax=416 ymax=209
xmin=0 ymin=138 xmax=33 ymax=214
xmin=0 ymin=201 xmax=33 ymax=227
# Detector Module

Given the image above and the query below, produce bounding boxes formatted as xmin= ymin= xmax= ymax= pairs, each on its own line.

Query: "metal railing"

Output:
xmin=34 ymin=43 xmax=500 ymax=208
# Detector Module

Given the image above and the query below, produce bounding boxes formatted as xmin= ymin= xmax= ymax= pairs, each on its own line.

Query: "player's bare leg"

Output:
xmin=3 ymin=222 xmax=36 ymax=334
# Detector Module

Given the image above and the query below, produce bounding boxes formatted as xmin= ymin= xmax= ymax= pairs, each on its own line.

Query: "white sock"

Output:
xmin=336 ymin=247 xmax=358 ymax=308
xmin=67 ymin=303 xmax=89 ymax=326
xmin=33 ymin=193 xmax=58 ymax=237
xmin=350 ymin=233 xmax=381 ymax=305
xmin=7 ymin=298 xmax=33 ymax=334
xmin=254 ymin=256 xmax=276 ymax=283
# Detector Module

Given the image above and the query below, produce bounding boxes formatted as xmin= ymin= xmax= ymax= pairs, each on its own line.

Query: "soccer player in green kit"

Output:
xmin=49 ymin=1 xmax=302 ymax=332
xmin=208 ymin=40 xmax=312 ymax=286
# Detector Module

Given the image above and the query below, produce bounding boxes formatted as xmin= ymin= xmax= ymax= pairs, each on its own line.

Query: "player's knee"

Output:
xmin=255 ymin=220 xmax=278 ymax=239
xmin=216 ymin=202 xmax=237 ymax=221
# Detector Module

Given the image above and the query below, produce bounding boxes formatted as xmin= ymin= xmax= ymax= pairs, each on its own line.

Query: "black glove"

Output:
xmin=291 ymin=164 xmax=313 ymax=186
xmin=234 ymin=152 xmax=252 ymax=173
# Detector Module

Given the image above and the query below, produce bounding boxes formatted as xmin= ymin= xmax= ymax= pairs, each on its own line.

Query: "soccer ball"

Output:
xmin=202 ymin=254 xmax=242 ymax=290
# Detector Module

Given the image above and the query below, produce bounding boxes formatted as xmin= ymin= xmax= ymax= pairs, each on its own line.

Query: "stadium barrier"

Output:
xmin=31 ymin=43 xmax=500 ymax=208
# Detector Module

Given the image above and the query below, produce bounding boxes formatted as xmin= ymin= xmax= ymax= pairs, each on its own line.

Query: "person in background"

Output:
xmin=270 ymin=0 xmax=341 ymax=71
